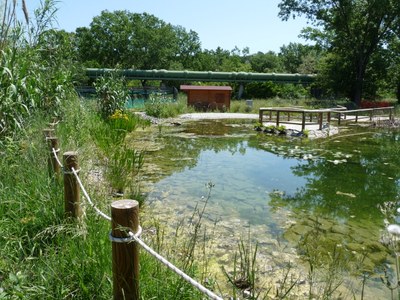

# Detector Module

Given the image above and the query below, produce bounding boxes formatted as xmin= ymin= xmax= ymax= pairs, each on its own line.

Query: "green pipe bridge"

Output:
xmin=86 ymin=68 xmax=315 ymax=84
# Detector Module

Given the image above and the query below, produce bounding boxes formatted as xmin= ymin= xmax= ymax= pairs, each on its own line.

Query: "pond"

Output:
xmin=130 ymin=119 xmax=400 ymax=299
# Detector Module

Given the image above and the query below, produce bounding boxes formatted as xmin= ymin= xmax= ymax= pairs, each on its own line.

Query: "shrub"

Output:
xmin=145 ymin=93 xmax=189 ymax=118
xmin=94 ymin=72 xmax=129 ymax=119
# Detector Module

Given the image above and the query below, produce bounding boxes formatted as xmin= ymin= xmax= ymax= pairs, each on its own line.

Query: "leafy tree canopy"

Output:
xmin=279 ymin=0 xmax=400 ymax=104
xmin=75 ymin=10 xmax=201 ymax=70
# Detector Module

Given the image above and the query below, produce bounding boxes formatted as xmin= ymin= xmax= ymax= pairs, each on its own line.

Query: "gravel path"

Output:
xmin=178 ymin=112 xmax=259 ymax=120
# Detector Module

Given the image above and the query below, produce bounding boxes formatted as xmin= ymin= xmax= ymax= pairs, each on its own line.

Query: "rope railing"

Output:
xmin=71 ymin=166 xmax=112 ymax=222
xmin=48 ymin=142 xmax=224 ymax=300
xmin=52 ymin=147 xmax=63 ymax=169
xmin=128 ymin=230 xmax=223 ymax=300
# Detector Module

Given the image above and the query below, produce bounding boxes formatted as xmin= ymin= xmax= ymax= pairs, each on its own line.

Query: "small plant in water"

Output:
xmin=222 ymin=233 xmax=262 ymax=299
xmin=253 ymin=122 xmax=263 ymax=132
xmin=379 ymin=200 xmax=400 ymax=299
xmin=106 ymin=145 xmax=144 ymax=195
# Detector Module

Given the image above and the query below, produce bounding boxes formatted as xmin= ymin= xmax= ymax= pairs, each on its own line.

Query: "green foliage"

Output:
xmin=249 ymin=50 xmax=283 ymax=73
xmin=243 ymin=81 xmax=308 ymax=100
xmin=245 ymin=81 xmax=279 ymax=99
xmin=75 ymin=11 xmax=201 ymax=70
xmin=0 ymin=0 xmax=76 ymax=140
xmin=279 ymin=0 xmax=400 ymax=104
xmin=277 ymin=83 xmax=308 ymax=99
xmin=279 ymin=43 xmax=313 ymax=73
xmin=145 ymin=93 xmax=190 ymax=118
xmin=106 ymin=145 xmax=144 ymax=194
xmin=94 ymin=72 xmax=129 ymax=119
xmin=223 ymin=237 xmax=260 ymax=299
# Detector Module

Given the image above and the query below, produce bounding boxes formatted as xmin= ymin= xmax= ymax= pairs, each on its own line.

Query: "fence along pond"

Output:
xmin=43 ymin=127 xmax=223 ymax=300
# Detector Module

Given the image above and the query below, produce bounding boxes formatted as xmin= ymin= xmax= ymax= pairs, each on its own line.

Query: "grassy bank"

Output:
xmin=0 ymin=97 xmax=214 ymax=299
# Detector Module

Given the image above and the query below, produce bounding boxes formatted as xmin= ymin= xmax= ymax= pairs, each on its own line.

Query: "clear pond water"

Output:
xmin=132 ymin=119 xmax=400 ymax=298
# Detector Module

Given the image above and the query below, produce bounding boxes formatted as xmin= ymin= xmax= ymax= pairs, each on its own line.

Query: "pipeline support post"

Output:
xmin=111 ymin=199 xmax=140 ymax=300
xmin=63 ymin=151 xmax=82 ymax=218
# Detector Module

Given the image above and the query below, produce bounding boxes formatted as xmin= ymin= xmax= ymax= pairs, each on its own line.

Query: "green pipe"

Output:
xmin=86 ymin=68 xmax=315 ymax=83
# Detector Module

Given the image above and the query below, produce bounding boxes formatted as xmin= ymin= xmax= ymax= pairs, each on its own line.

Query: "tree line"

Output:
xmin=3 ymin=1 xmax=400 ymax=107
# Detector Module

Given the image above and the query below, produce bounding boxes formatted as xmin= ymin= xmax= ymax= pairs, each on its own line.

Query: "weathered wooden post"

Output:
xmin=111 ymin=199 xmax=140 ymax=300
xmin=318 ymin=112 xmax=323 ymax=130
xmin=43 ymin=128 xmax=55 ymax=139
xmin=47 ymin=137 xmax=60 ymax=179
xmin=48 ymin=117 xmax=59 ymax=128
xmin=301 ymin=111 xmax=306 ymax=131
xmin=276 ymin=111 xmax=280 ymax=127
xmin=63 ymin=151 xmax=82 ymax=218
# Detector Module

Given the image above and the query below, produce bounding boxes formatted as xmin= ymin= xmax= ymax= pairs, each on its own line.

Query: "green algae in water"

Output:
xmin=141 ymin=120 xmax=400 ymax=298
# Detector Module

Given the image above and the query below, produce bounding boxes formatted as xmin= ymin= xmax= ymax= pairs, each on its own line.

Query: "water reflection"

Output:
xmin=136 ymin=120 xmax=400 ymax=298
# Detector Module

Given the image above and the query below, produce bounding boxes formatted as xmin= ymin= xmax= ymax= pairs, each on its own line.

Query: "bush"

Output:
xmin=94 ymin=72 xmax=129 ymax=119
xmin=244 ymin=81 xmax=279 ymax=99
xmin=145 ymin=93 xmax=190 ymax=118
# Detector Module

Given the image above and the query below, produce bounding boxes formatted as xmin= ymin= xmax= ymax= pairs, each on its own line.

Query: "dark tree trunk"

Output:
xmin=397 ymin=78 xmax=400 ymax=104
xmin=351 ymin=59 xmax=366 ymax=107
xmin=352 ymin=79 xmax=363 ymax=107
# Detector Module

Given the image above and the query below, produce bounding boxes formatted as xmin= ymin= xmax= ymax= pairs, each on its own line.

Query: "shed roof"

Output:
xmin=180 ymin=85 xmax=232 ymax=91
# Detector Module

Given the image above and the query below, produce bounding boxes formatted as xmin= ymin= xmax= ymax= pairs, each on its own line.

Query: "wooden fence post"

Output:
xmin=63 ymin=151 xmax=82 ymax=218
xmin=111 ymin=199 xmax=140 ymax=300
xmin=43 ymin=128 xmax=55 ymax=139
xmin=47 ymin=137 xmax=60 ymax=179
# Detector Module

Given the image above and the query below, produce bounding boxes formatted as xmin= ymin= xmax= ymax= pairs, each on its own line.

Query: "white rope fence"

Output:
xmin=71 ymin=167 xmax=112 ymax=222
xmin=52 ymin=147 xmax=63 ymax=169
xmin=51 ymin=147 xmax=223 ymax=300
xmin=128 ymin=230 xmax=223 ymax=300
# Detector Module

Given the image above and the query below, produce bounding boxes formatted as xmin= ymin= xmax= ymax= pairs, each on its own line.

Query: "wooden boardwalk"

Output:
xmin=259 ymin=106 xmax=394 ymax=131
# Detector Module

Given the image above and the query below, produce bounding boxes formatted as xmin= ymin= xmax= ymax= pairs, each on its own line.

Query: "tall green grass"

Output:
xmin=0 ymin=97 xmax=218 ymax=299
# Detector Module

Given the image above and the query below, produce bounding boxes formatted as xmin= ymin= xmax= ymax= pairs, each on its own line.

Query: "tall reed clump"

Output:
xmin=0 ymin=0 xmax=77 ymax=141
xmin=0 ymin=99 xmax=112 ymax=298
xmin=223 ymin=236 xmax=261 ymax=299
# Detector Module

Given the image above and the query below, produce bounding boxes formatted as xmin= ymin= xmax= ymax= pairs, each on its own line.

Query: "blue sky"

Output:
xmin=25 ymin=0 xmax=309 ymax=54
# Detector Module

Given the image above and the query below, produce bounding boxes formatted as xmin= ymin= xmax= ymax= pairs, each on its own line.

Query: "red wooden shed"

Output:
xmin=180 ymin=85 xmax=232 ymax=111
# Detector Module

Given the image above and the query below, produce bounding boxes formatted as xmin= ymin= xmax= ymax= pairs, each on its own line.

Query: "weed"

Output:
xmin=223 ymin=235 xmax=261 ymax=299
xmin=106 ymin=144 xmax=144 ymax=194
xmin=94 ymin=71 xmax=129 ymax=119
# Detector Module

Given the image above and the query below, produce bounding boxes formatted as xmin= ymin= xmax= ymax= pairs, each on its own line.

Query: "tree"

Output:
xmin=386 ymin=37 xmax=400 ymax=102
xmin=279 ymin=42 xmax=316 ymax=73
xmin=248 ymin=51 xmax=283 ymax=73
xmin=75 ymin=11 xmax=182 ymax=70
xmin=279 ymin=0 xmax=400 ymax=105
xmin=172 ymin=25 xmax=202 ymax=70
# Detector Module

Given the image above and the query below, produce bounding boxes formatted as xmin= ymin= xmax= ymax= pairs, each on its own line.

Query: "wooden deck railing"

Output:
xmin=259 ymin=106 xmax=394 ymax=131
xmin=259 ymin=107 xmax=346 ymax=131
xmin=336 ymin=107 xmax=394 ymax=125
